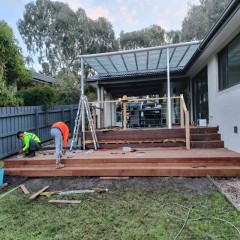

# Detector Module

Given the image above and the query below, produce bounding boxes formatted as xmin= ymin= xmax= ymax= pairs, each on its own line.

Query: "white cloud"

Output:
xmin=119 ymin=5 xmax=138 ymax=26
xmin=88 ymin=7 xmax=116 ymax=22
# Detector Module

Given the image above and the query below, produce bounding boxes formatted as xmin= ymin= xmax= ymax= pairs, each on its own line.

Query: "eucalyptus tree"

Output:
xmin=165 ymin=30 xmax=181 ymax=44
xmin=181 ymin=0 xmax=231 ymax=41
xmin=18 ymin=0 xmax=118 ymax=76
xmin=119 ymin=25 xmax=167 ymax=50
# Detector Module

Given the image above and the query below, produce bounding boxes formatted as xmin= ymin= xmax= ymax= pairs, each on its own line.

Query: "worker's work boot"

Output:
xmin=56 ymin=163 xmax=65 ymax=169
xmin=25 ymin=151 xmax=30 ymax=156
xmin=28 ymin=151 xmax=36 ymax=158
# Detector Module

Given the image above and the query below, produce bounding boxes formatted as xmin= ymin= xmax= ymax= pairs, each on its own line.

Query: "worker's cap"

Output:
xmin=17 ymin=131 xmax=24 ymax=139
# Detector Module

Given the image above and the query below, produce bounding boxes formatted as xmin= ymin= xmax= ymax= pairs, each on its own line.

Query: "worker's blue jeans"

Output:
xmin=29 ymin=139 xmax=41 ymax=151
xmin=50 ymin=128 xmax=62 ymax=164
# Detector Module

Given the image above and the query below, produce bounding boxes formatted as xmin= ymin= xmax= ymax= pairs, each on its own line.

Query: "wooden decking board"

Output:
xmin=190 ymin=127 xmax=219 ymax=134
xmin=85 ymin=138 xmax=186 ymax=144
xmin=5 ymin=156 xmax=240 ymax=167
xmin=190 ymin=133 xmax=221 ymax=141
xmin=4 ymin=162 xmax=240 ymax=169
xmin=191 ymin=141 xmax=224 ymax=148
xmin=5 ymin=166 xmax=240 ymax=177
xmin=86 ymin=142 xmax=185 ymax=149
xmin=90 ymin=133 xmax=186 ymax=140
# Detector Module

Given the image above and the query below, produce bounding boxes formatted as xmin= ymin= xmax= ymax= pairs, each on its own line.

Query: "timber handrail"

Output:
xmin=180 ymin=94 xmax=190 ymax=150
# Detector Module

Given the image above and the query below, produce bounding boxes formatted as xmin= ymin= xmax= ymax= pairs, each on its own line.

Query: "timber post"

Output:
xmin=122 ymin=95 xmax=128 ymax=130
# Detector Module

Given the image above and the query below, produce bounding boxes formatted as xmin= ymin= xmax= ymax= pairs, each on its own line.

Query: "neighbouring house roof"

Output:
xmin=32 ymin=72 xmax=55 ymax=84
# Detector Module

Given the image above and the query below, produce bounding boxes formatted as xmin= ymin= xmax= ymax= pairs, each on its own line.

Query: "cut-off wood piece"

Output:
xmin=100 ymin=177 xmax=129 ymax=180
xmin=20 ymin=184 xmax=29 ymax=194
xmin=29 ymin=186 xmax=49 ymax=200
xmin=58 ymin=189 xmax=94 ymax=195
xmin=48 ymin=200 xmax=81 ymax=204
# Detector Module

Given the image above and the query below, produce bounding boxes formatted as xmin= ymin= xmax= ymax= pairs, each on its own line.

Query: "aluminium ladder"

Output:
xmin=70 ymin=95 xmax=99 ymax=150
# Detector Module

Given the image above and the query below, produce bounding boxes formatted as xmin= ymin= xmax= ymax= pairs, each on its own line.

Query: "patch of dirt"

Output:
xmin=4 ymin=175 xmax=240 ymax=211
xmin=3 ymin=176 xmax=214 ymax=197
xmin=3 ymin=176 xmax=28 ymax=187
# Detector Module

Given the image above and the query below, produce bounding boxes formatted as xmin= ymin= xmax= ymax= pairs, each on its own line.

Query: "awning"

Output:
xmin=81 ymin=41 xmax=202 ymax=80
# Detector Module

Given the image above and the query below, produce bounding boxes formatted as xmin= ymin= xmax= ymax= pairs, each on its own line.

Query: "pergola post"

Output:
xmin=122 ymin=95 xmax=128 ymax=130
xmin=81 ymin=57 xmax=85 ymax=150
xmin=166 ymin=48 xmax=172 ymax=129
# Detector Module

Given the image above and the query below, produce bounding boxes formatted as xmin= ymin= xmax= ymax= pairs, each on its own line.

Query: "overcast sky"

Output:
xmin=0 ymin=0 xmax=200 ymax=67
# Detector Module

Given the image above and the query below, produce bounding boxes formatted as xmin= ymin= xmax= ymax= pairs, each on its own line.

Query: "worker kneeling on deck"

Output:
xmin=50 ymin=121 xmax=69 ymax=169
xmin=17 ymin=131 xmax=41 ymax=158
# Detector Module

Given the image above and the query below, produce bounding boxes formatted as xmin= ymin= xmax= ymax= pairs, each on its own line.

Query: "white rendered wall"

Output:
xmin=208 ymin=56 xmax=240 ymax=153
xmin=104 ymin=93 xmax=115 ymax=127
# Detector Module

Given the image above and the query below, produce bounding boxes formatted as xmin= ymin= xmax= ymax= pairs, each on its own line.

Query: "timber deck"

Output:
xmin=4 ymin=126 xmax=239 ymax=177
xmin=4 ymin=148 xmax=240 ymax=177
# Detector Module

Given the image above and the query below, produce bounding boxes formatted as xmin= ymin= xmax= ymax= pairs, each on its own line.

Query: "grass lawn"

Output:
xmin=0 ymin=179 xmax=240 ymax=240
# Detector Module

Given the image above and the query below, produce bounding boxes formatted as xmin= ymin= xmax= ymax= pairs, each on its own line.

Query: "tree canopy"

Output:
xmin=0 ymin=20 xmax=31 ymax=106
xmin=0 ymin=20 xmax=30 ymax=86
xmin=119 ymin=25 xmax=181 ymax=50
xmin=18 ymin=0 xmax=118 ymax=76
xmin=181 ymin=0 xmax=231 ymax=41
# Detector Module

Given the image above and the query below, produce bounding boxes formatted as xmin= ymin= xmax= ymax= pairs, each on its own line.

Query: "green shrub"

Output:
xmin=17 ymin=85 xmax=56 ymax=111
xmin=0 ymin=82 xmax=23 ymax=107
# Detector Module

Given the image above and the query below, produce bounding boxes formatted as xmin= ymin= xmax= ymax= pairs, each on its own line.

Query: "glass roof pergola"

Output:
xmin=81 ymin=41 xmax=201 ymax=79
xmin=80 ymin=41 xmax=202 ymax=128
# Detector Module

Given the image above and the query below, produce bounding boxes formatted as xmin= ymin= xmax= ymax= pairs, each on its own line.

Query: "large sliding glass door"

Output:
xmin=192 ymin=66 xmax=209 ymax=122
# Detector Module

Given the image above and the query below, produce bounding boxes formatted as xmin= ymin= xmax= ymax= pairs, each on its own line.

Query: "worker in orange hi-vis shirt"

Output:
xmin=50 ymin=121 xmax=69 ymax=169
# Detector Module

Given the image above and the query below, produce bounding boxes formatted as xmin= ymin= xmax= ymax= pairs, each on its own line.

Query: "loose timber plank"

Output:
xmin=29 ymin=186 xmax=49 ymax=200
xmin=48 ymin=200 xmax=81 ymax=204
xmin=0 ymin=186 xmax=20 ymax=199
xmin=20 ymin=184 xmax=29 ymax=194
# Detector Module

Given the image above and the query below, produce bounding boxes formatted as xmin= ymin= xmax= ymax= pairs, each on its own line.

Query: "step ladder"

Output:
xmin=70 ymin=95 xmax=99 ymax=150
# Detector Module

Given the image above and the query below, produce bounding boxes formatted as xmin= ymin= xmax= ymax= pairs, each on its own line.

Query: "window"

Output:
xmin=218 ymin=34 xmax=240 ymax=90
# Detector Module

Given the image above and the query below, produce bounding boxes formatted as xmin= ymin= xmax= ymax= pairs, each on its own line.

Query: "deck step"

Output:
xmin=190 ymin=133 xmax=221 ymax=141
xmin=4 ymin=154 xmax=240 ymax=177
xmin=83 ymin=127 xmax=225 ymax=149
xmin=4 ymin=156 xmax=240 ymax=168
xmin=5 ymin=166 xmax=240 ymax=177
xmin=191 ymin=141 xmax=224 ymax=148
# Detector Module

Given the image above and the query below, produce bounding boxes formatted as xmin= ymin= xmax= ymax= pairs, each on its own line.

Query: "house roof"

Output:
xmin=32 ymin=72 xmax=55 ymax=84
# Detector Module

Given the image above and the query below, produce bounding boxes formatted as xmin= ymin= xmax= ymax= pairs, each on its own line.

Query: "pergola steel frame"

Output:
xmin=80 ymin=40 xmax=202 ymax=129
